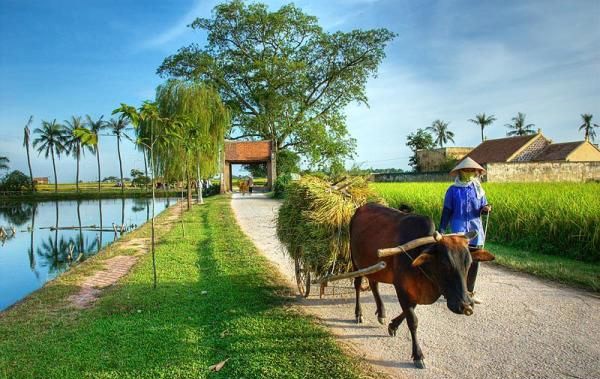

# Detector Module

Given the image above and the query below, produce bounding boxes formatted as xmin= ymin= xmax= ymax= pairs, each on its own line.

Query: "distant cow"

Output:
xmin=350 ymin=203 xmax=494 ymax=369
xmin=238 ymin=179 xmax=248 ymax=195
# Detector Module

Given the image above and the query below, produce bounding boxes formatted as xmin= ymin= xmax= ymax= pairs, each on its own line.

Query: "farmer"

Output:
xmin=439 ymin=157 xmax=491 ymax=304
xmin=247 ymin=175 xmax=254 ymax=194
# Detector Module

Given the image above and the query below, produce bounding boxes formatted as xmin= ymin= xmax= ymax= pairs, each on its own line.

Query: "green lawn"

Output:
xmin=486 ymin=242 xmax=600 ymax=291
xmin=0 ymin=196 xmax=367 ymax=379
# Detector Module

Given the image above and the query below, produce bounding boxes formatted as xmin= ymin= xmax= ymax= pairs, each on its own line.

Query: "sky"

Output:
xmin=1 ymin=0 xmax=599 ymax=182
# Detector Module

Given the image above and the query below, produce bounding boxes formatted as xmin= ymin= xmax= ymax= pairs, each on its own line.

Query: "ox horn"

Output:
xmin=378 ymin=232 xmax=442 ymax=258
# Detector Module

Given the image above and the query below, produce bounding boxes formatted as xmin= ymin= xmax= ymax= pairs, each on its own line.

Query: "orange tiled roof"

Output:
xmin=224 ymin=140 xmax=271 ymax=162
xmin=465 ymin=134 xmax=539 ymax=164
xmin=532 ymin=142 xmax=583 ymax=161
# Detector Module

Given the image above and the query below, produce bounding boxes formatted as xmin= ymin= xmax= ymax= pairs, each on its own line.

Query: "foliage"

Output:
xmin=276 ymin=149 xmax=301 ymax=176
xmin=158 ymin=0 xmax=395 ymax=168
xmin=426 ymin=119 xmax=454 ymax=148
xmin=102 ymin=176 xmax=119 ymax=182
xmin=273 ymin=173 xmax=292 ymax=199
xmin=505 ymin=112 xmax=535 ymax=136
xmin=152 ymin=80 xmax=229 ymax=183
xmin=130 ymin=169 xmax=150 ymax=188
xmin=0 ymin=170 xmax=32 ymax=191
xmin=579 ymin=113 xmax=598 ymax=142
xmin=406 ymin=128 xmax=435 ymax=172
xmin=468 ymin=113 xmax=496 ymax=142
xmin=373 ymin=182 xmax=600 ymax=262
xmin=277 ymin=176 xmax=385 ymax=277
xmin=201 ymin=182 xmax=220 ymax=197
xmin=33 ymin=119 xmax=67 ymax=193
xmin=0 ymin=196 xmax=365 ymax=378
xmin=242 ymin=163 xmax=267 ymax=178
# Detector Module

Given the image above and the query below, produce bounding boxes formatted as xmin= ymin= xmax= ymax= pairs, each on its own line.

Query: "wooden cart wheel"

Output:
xmin=294 ymin=258 xmax=311 ymax=298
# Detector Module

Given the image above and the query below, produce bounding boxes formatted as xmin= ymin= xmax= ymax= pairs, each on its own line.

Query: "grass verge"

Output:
xmin=0 ymin=196 xmax=365 ymax=379
xmin=486 ymin=242 xmax=600 ymax=291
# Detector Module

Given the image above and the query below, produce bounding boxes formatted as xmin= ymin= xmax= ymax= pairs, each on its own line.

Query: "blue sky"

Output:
xmin=1 ymin=0 xmax=599 ymax=181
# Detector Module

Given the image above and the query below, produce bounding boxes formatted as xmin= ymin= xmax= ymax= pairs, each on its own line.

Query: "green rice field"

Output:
xmin=372 ymin=182 xmax=600 ymax=262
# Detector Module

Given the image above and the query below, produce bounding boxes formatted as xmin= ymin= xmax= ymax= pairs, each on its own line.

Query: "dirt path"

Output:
xmin=231 ymin=193 xmax=600 ymax=379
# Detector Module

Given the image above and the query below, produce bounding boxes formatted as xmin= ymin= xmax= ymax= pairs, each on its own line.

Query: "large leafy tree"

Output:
xmin=158 ymin=0 xmax=395 ymax=168
xmin=468 ymin=113 xmax=496 ymax=142
xmin=579 ymin=113 xmax=598 ymax=142
xmin=426 ymin=119 xmax=455 ymax=148
xmin=107 ymin=116 xmax=130 ymax=195
xmin=406 ymin=129 xmax=435 ymax=172
xmin=152 ymin=80 xmax=229 ymax=208
xmin=33 ymin=120 xmax=67 ymax=193
xmin=505 ymin=112 xmax=535 ymax=136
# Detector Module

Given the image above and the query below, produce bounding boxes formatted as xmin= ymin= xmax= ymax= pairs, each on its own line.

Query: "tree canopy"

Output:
xmin=158 ymin=0 xmax=395 ymax=169
xmin=406 ymin=129 xmax=435 ymax=172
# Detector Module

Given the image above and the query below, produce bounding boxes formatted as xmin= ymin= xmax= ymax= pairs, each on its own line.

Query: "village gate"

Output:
xmin=221 ymin=140 xmax=276 ymax=193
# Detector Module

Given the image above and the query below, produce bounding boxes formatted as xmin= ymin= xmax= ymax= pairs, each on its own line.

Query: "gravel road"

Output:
xmin=230 ymin=193 xmax=600 ymax=379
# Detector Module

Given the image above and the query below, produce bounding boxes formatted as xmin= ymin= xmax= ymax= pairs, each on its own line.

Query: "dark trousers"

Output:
xmin=467 ymin=261 xmax=479 ymax=292
xmin=467 ymin=244 xmax=483 ymax=292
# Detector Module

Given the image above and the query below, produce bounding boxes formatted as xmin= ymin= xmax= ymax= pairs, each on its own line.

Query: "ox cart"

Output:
xmin=276 ymin=175 xmax=387 ymax=298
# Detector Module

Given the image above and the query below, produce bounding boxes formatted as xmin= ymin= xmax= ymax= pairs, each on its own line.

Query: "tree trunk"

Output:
xmin=143 ymin=149 xmax=148 ymax=191
xmin=51 ymin=147 xmax=58 ymax=193
xmin=98 ymin=199 xmax=103 ymax=253
xmin=197 ymin=162 xmax=203 ymax=205
xmin=481 ymin=126 xmax=484 ymax=142
xmin=26 ymin=142 xmax=34 ymax=191
xmin=77 ymin=200 xmax=83 ymax=254
xmin=96 ymin=144 xmax=101 ymax=192
xmin=150 ymin=127 xmax=157 ymax=289
xmin=117 ymin=135 xmax=124 ymax=196
xmin=186 ymin=163 xmax=191 ymax=210
xmin=76 ymin=144 xmax=80 ymax=192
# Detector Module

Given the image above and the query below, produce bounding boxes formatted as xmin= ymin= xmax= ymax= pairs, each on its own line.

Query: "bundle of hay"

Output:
xmin=276 ymin=175 xmax=386 ymax=278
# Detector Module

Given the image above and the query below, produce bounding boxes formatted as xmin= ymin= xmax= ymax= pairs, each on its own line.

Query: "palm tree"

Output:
xmin=579 ymin=114 xmax=599 ymax=142
xmin=505 ymin=112 xmax=535 ymax=136
xmin=426 ymin=119 xmax=455 ymax=148
xmin=107 ymin=116 xmax=130 ymax=195
xmin=64 ymin=116 xmax=87 ymax=192
xmin=85 ymin=115 xmax=105 ymax=192
xmin=468 ymin=113 xmax=496 ymax=142
xmin=33 ymin=120 xmax=67 ymax=193
xmin=0 ymin=156 xmax=9 ymax=171
xmin=23 ymin=116 xmax=34 ymax=189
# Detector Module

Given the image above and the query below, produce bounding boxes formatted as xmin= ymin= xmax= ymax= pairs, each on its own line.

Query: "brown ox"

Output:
xmin=350 ymin=203 xmax=494 ymax=369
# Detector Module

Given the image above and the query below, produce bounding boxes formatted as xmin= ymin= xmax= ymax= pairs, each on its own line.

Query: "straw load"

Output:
xmin=276 ymin=175 xmax=386 ymax=278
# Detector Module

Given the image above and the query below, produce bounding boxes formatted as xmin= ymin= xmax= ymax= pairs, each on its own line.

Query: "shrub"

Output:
xmin=0 ymin=170 xmax=32 ymax=192
xmin=273 ymin=173 xmax=292 ymax=198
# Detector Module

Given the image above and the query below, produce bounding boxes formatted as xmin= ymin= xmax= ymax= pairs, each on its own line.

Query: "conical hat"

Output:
xmin=450 ymin=157 xmax=486 ymax=175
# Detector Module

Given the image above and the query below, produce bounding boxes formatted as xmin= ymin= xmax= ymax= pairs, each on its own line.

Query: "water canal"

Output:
xmin=0 ymin=197 xmax=177 ymax=311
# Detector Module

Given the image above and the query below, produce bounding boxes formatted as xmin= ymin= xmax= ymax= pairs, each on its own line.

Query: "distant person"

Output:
xmin=248 ymin=176 xmax=254 ymax=193
xmin=439 ymin=157 xmax=492 ymax=304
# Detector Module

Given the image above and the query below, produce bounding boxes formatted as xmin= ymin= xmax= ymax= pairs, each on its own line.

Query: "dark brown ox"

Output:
xmin=350 ymin=203 xmax=494 ymax=369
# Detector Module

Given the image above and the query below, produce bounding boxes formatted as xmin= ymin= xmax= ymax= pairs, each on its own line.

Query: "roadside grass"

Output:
xmin=486 ymin=242 xmax=600 ymax=291
xmin=0 ymin=196 xmax=366 ymax=379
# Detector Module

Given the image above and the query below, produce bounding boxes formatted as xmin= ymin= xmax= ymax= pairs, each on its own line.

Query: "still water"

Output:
xmin=0 ymin=197 xmax=178 ymax=311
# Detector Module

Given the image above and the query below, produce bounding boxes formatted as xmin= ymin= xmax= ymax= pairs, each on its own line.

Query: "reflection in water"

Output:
xmin=0 ymin=197 xmax=177 ymax=311
xmin=0 ymin=202 xmax=35 ymax=226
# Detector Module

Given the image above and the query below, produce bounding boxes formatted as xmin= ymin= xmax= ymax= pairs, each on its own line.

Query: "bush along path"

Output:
xmin=0 ymin=196 xmax=371 ymax=379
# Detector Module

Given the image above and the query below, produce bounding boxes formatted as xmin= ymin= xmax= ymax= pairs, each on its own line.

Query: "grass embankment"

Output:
xmin=2 ymin=182 xmax=186 ymax=201
xmin=0 ymin=196 xmax=365 ymax=379
xmin=373 ymin=182 xmax=600 ymax=291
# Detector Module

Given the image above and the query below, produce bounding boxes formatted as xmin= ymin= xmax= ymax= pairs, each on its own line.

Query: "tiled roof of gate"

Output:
xmin=532 ymin=142 xmax=582 ymax=161
xmin=224 ymin=140 xmax=271 ymax=162
xmin=465 ymin=134 xmax=540 ymax=164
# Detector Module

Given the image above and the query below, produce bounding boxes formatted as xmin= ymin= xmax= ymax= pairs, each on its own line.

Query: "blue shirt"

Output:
xmin=440 ymin=183 xmax=488 ymax=246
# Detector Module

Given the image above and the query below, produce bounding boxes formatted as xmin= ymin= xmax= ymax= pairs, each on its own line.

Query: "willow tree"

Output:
xmin=155 ymin=80 xmax=229 ymax=209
